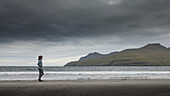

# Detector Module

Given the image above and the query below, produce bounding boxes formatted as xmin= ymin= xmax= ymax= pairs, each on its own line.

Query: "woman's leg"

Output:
xmin=40 ymin=69 xmax=44 ymax=78
xmin=38 ymin=68 xmax=44 ymax=81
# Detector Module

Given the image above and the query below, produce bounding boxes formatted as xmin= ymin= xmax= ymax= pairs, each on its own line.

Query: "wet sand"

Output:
xmin=0 ymin=80 xmax=170 ymax=96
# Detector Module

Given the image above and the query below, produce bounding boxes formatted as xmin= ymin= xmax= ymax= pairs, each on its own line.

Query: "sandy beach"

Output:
xmin=0 ymin=80 xmax=170 ymax=96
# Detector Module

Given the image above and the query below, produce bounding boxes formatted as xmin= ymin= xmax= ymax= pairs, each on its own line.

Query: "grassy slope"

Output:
xmin=65 ymin=44 xmax=170 ymax=66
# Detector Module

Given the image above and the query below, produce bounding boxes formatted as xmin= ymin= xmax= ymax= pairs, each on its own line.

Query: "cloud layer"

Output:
xmin=0 ymin=0 xmax=170 ymax=43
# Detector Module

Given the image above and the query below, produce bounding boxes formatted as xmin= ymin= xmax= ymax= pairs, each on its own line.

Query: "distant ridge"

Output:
xmin=140 ymin=43 xmax=167 ymax=50
xmin=79 ymin=52 xmax=103 ymax=61
xmin=65 ymin=43 xmax=170 ymax=66
xmin=79 ymin=52 xmax=117 ymax=61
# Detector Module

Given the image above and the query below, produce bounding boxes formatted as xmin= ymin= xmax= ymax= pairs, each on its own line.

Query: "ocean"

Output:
xmin=0 ymin=66 xmax=170 ymax=80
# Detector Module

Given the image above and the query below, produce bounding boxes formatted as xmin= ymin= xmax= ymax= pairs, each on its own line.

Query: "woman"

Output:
xmin=37 ymin=55 xmax=44 ymax=82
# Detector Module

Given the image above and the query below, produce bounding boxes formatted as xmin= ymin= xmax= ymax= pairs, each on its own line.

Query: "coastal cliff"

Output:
xmin=65 ymin=43 xmax=170 ymax=66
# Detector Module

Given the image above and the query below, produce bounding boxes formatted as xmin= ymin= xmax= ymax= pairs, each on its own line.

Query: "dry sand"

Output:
xmin=0 ymin=80 xmax=170 ymax=96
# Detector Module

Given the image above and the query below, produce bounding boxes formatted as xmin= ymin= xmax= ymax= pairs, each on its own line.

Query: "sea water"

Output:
xmin=0 ymin=66 xmax=170 ymax=80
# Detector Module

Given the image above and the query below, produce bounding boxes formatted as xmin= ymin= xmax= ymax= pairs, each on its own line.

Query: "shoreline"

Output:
xmin=1 ymin=80 xmax=170 ymax=96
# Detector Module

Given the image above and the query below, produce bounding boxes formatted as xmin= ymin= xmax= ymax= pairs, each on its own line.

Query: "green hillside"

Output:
xmin=65 ymin=43 xmax=170 ymax=66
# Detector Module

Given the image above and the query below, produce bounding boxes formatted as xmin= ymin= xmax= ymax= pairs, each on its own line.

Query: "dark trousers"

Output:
xmin=38 ymin=68 xmax=44 ymax=78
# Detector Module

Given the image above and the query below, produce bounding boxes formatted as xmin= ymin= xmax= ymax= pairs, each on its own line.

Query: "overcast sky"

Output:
xmin=0 ymin=0 xmax=170 ymax=66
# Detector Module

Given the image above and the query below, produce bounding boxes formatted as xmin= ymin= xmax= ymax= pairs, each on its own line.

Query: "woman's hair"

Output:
xmin=38 ymin=55 xmax=43 ymax=60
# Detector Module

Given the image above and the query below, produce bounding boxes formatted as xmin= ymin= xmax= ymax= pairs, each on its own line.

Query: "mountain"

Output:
xmin=79 ymin=52 xmax=103 ymax=61
xmin=140 ymin=43 xmax=167 ymax=50
xmin=79 ymin=52 xmax=117 ymax=61
xmin=65 ymin=43 xmax=170 ymax=66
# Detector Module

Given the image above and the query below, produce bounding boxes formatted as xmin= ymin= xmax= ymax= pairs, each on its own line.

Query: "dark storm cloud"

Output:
xmin=0 ymin=0 xmax=170 ymax=43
